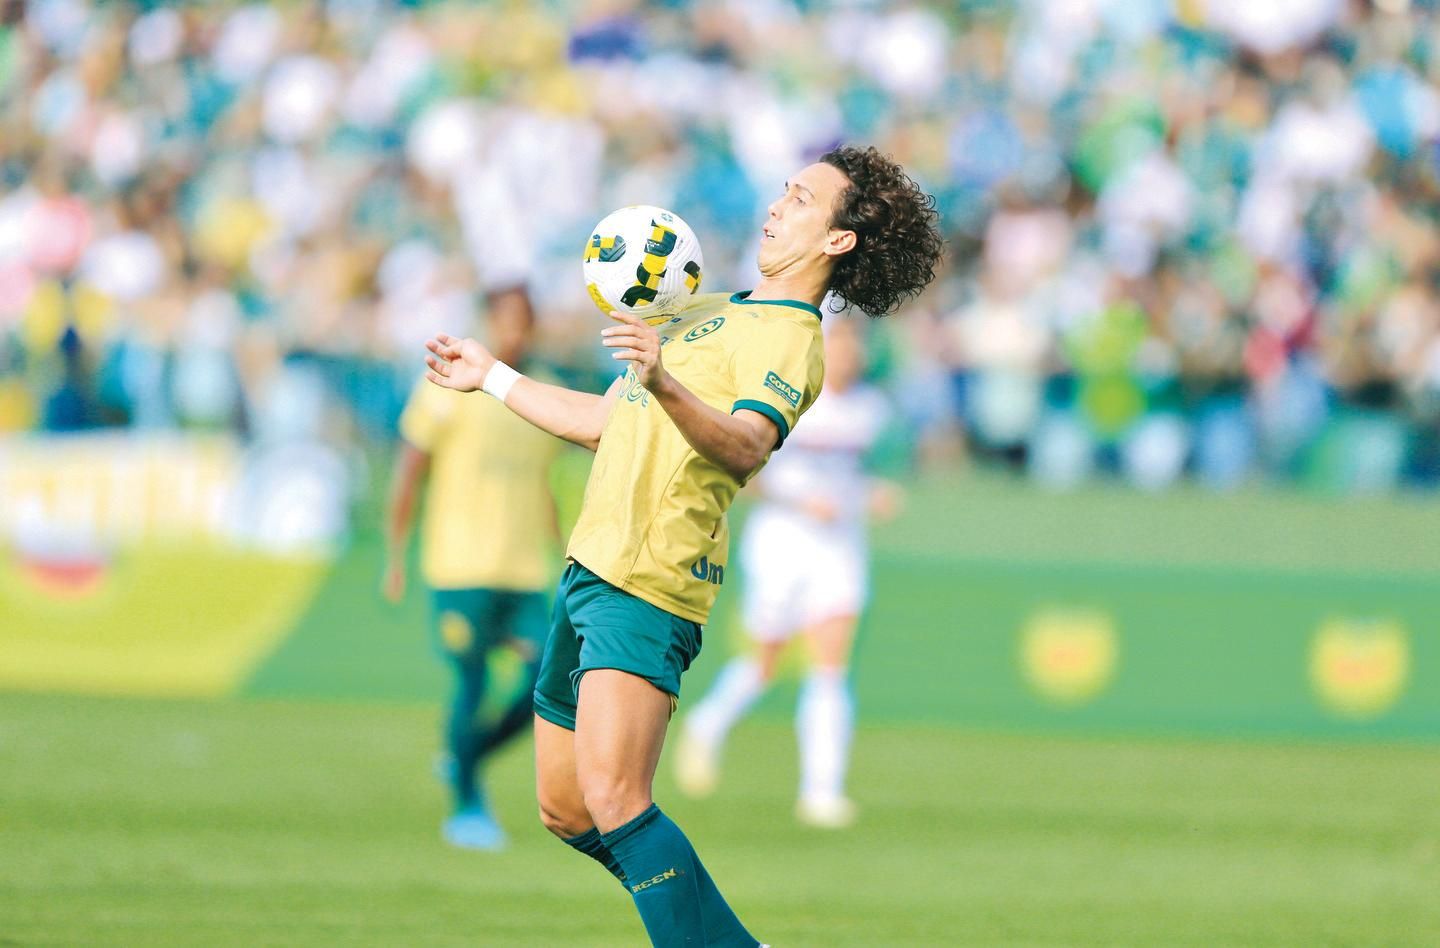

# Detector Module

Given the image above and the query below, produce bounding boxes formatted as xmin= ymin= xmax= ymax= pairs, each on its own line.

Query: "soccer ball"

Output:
xmin=582 ymin=205 xmax=704 ymax=325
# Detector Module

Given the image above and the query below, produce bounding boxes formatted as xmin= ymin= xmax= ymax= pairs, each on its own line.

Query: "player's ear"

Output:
xmin=823 ymin=228 xmax=857 ymax=258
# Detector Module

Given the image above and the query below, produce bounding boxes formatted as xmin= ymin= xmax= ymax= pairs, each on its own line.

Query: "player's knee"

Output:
xmin=578 ymin=775 xmax=650 ymax=832
xmin=537 ymin=800 xmax=590 ymax=840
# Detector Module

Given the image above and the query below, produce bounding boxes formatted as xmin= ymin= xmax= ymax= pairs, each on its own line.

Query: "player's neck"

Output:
xmin=750 ymin=273 xmax=827 ymax=310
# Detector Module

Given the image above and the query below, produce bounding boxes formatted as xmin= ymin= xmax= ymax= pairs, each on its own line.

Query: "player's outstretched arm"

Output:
xmin=425 ymin=333 xmax=619 ymax=452
xmin=602 ymin=312 xmax=776 ymax=482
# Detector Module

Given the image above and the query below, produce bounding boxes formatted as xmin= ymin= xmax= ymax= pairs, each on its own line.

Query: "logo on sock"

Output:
xmin=629 ymin=867 xmax=680 ymax=893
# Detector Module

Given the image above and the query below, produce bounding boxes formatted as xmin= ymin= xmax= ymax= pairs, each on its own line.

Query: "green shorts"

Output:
xmin=533 ymin=561 xmax=704 ymax=731
xmin=431 ymin=586 xmax=549 ymax=666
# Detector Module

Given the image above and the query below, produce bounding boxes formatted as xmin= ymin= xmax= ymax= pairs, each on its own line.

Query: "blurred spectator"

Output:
xmin=1 ymin=0 xmax=1438 ymax=495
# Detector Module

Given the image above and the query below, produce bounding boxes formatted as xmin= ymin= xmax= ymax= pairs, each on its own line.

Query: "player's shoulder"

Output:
xmin=722 ymin=291 xmax=825 ymax=324
xmin=722 ymin=294 xmax=823 ymax=345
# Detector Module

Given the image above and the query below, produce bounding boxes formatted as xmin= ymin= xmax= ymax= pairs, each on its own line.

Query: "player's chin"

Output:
xmin=756 ymin=247 xmax=790 ymax=275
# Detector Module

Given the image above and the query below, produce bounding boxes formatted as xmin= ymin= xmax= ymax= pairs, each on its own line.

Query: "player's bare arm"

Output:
xmin=425 ymin=333 xmax=620 ymax=452
xmin=380 ymin=441 xmax=429 ymax=603
xmin=601 ymin=309 xmax=776 ymax=482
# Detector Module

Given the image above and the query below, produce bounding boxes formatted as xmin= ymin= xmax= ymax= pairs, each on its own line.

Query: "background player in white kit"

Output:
xmin=674 ymin=317 xmax=901 ymax=828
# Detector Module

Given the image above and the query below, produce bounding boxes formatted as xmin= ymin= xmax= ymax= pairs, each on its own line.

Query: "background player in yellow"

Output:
xmin=383 ymin=287 xmax=562 ymax=851
xmin=423 ymin=146 xmax=943 ymax=945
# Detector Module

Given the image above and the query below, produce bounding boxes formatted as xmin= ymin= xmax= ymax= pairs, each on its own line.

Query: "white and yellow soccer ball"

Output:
xmin=582 ymin=205 xmax=703 ymax=325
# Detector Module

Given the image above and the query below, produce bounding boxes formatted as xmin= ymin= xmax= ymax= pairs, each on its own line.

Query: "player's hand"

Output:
xmin=868 ymin=479 xmax=905 ymax=522
xmin=381 ymin=559 xmax=406 ymax=604
xmin=425 ymin=333 xmax=495 ymax=393
xmin=601 ymin=310 xmax=667 ymax=391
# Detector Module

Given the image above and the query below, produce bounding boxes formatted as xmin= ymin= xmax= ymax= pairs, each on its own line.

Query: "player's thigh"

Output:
xmin=497 ymin=589 xmax=549 ymax=664
xmin=432 ymin=587 xmax=500 ymax=670
xmin=573 ymin=668 xmax=673 ymax=831
xmin=740 ymin=517 xmax=808 ymax=641
xmin=799 ymin=540 xmax=867 ymax=669
xmin=534 ymin=714 xmax=590 ymax=837
xmin=533 ymin=566 xmax=586 ymax=731
xmin=802 ymin=613 xmax=860 ymax=671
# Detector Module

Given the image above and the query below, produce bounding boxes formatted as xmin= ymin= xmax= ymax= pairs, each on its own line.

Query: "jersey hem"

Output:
xmin=569 ymin=557 xmax=712 ymax=625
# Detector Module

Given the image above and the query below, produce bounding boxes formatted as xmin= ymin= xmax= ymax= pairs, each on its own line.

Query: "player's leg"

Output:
xmin=794 ymin=539 xmax=867 ymax=828
xmin=535 ymin=712 xmax=626 ymax=882
xmin=674 ymin=638 xmax=785 ymax=798
xmin=474 ymin=592 xmax=547 ymax=759
xmin=795 ymin=612 xmax=860 ymax=827
xmin=577 ymin=669 xmax=757 ymax=947
xmin=675 ymin=517 xmax=800 ymax=797
xmin=447 ymin=653 xmax=489 ymax=807
xmin=432 ymin=590 xmax=488 ymax=806
xmin=433 ymin=588 xmax=510 ymax=848
xmin=566 ymin=564 xmax=758 ymax=946
xmin=533 ymin=565 xmax=627 ymax=881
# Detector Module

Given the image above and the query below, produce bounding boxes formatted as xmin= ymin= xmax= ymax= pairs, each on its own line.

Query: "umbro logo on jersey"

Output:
xmin=683 ymin=317 xmax=725 ymax=342
xmin=764 ymin=371 xmax=801 ymax=407
xmin=689 ymin=556 xmax=725 ymax=585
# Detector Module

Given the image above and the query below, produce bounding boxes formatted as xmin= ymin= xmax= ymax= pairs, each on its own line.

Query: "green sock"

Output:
xmin=563 ymin=827 xmax=626 ymax=884
xmin=602 ymin=804 xmax=757 ymax=947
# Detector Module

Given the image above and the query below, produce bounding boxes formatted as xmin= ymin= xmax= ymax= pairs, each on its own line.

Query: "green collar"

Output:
xmin=730 ymin=291 xmax=823 ymax=320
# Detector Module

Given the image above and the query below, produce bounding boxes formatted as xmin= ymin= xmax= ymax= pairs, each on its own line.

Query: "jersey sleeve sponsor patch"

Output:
xmin=729 ymin=322 xmax=822 ymax=448
xmin=763 ymin=371 xmax=801 ymax=408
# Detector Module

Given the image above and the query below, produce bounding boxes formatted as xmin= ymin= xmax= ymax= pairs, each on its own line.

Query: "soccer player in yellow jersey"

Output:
xmin=424 ymin=146 xmax=943 ymax=946
xmin=384 ymin=288 xmax=561 ymax=851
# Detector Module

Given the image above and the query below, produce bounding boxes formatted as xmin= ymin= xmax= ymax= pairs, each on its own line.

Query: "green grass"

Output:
xmin=7 ymin=473 xmax=1440 ymax=943
xmin=2 ymin=693 xmax=1438 ymax=946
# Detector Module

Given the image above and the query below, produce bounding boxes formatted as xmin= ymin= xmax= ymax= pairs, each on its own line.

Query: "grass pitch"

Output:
xmin=2 ymin=692 xmax=1437 ymax=946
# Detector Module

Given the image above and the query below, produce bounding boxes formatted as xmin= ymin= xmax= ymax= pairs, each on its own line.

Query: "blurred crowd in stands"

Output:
xmin=1 ymin=0 xmax=1439 ymax=492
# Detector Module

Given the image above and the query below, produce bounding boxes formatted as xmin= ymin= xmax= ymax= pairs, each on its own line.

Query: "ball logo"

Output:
xmin=1309 ymin=617 xmax=1408 ymax=719
xmin=584 ymin=234 xmax=627 ymax=263
xmin=683 ymin=317 xmax=725 ymax=342
xmin=1020 ymin=608 xmax=1117 ymax=705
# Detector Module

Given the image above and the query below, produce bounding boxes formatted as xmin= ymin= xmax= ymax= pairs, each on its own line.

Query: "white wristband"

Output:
xmin=482 ymin=361 xmax=521 ymax=402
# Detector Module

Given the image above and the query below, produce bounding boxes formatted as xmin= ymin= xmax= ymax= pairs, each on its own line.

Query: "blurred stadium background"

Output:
xmin=2 ymin=0 xmax=1438 ymax=944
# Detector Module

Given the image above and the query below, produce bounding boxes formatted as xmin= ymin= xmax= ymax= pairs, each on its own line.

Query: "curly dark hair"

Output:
xmin=819 ymin=145 xmax=944 ymax=317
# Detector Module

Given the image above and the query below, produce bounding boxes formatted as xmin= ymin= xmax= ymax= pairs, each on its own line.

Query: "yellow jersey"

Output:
xmin=567 ymin=291 xmax=826 ymax=622
xmin=399 ymin=375 xmax=562 ymax=591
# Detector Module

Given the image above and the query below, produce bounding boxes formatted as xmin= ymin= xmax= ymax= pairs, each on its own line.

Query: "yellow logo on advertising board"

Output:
xmin=1310 ymin=617 xmax=1408 ymax=719
xmin=1020 ymin=608 xmax=1118 ymax=705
